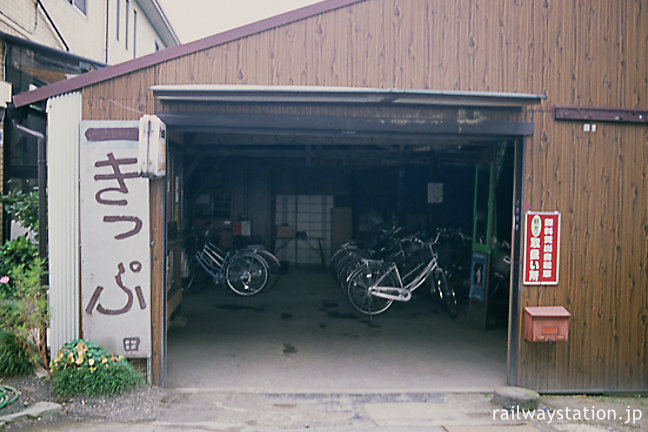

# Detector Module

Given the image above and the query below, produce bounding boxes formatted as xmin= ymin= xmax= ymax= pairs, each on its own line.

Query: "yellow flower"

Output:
xmin=101 ymin=357 xmax=108 ymax=364
xmin=88 ymin=358 xmax=95 ymax=366
xmin=76 ymin=354 xmax=84 ymax=365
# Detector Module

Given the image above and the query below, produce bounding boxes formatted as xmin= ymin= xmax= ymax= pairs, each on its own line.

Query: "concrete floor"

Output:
xmin=166 ymin=268 xmax=507 ymax=392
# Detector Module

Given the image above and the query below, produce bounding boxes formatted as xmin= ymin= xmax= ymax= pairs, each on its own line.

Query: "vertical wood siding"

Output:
xmin=81 ymin=0 xmax=648 ymax=391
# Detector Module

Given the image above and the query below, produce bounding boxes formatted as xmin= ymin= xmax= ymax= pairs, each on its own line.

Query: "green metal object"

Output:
xmin=0 ymin=385 xmax=19 ymax=410
xmin=469 ymin=143 xmax=509 ymax=327
xmin=472 ymin=142 xmax=507 ymax=255
xmin=472 ymin=161 xmax=496 ymax=255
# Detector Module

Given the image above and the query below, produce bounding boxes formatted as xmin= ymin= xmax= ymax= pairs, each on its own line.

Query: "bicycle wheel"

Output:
xmin=255 ymin=249 xmax=281 ymax=291
xmin=183 ymin=256 xmax=211 ymax=293
xmin=225 ymin=253 xmax=268 ymax=296
xmin=336 ymin=253 xmax=364 ymax=285
xmin=329 ymin=245 xmax=359 ymax=273
xmin=433 ymin=267 xmax=458 ymax=318
xmin=338 ymin=257 xmax=363 ymax=288
xmin=346 ymin=263 xmax=394 ymax=316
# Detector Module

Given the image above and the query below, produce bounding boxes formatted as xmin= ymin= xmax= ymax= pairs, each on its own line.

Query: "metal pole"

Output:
xmin=37 ymin=135 xmax=47 ymax=261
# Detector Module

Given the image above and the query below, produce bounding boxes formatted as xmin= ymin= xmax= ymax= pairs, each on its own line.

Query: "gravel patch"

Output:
xmin=0 ymin=374 xmax=168 ymax=430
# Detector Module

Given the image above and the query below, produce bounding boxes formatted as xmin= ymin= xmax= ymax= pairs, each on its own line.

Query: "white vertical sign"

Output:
xmin=80 ymin=121 xmax=151 ymax=357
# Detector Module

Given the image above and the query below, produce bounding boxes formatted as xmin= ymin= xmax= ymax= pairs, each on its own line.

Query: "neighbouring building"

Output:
xmin=0 ymin=0 xmax=179 ymax=237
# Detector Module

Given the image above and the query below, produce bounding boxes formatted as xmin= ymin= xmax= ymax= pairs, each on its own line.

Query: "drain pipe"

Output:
xmin=105 ymin=0 xmax=110 ymax=63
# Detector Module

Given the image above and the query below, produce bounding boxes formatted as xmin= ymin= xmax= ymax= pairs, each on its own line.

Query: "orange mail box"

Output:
xmin=524 ymin=306 xmax=570 ymax=342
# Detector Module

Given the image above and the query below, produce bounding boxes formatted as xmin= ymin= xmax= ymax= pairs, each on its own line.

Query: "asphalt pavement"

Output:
xmin=10 ymin=388 xmax=645 ymax=431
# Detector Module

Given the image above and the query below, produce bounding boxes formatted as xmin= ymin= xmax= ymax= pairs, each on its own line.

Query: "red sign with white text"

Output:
xmin=523 ymin=211 xmax=561 ymax=285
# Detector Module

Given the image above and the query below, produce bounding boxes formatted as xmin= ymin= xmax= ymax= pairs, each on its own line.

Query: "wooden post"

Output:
xmin=149 ymin=177 xmax=165 ymax=386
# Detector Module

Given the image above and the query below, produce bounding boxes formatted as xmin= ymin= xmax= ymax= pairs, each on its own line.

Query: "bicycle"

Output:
xmin=330 ymin=226 xmax=404 ymax=289
xmin=241 ymin=244 xmax=282 ymax=291
xmin=187 ymin=241 xmax=271 ymax=296
xmin=343 ymin=235 xmax=458 ymax=317
xmin=433 ymin=227 xmax=472 ymax=303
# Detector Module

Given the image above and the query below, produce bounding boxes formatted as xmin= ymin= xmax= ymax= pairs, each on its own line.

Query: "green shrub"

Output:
xmin=0 ymin=189 xmax=41 ymax=283
xmin=0 ymin=190 xmax=47 ymax=378
xmin=0 ymin=189 xmax=39 ymax=233
xmin=0 ymin=237 xmax=38 ymax=287
xmin=0 ymin=296 xmax=20 ymax=332
xmin=50 ymin=340 xmax=145 ymax=398
xmin=0 ymin=261 xmax=48 ymax=375
xmin=0 ymin=329 xmax=35 ymax=377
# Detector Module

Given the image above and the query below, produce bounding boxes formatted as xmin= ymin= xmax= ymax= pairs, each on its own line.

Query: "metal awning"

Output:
xmin=150 ymin=85 xmax=544 ymax=108
xmin=154 ymin=85 xmax=540 ymax=166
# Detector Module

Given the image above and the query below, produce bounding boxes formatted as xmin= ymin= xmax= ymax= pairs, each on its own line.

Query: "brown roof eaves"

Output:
xmin=12 ymin=0 xmax=366 ymax=108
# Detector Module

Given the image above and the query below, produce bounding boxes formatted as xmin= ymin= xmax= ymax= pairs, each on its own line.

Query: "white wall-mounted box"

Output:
xmin=138 ymin=115 xmax=167 ymax=177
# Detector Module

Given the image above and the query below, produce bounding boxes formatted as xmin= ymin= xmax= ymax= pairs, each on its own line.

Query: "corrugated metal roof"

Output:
xmin=12 ymin=0 xmax=366 ymax=108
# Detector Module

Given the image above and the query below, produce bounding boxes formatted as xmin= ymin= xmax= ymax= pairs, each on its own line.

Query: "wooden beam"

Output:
xmin=554 ymin=106 xmax=648 ymax=124
xmin=166 ymin=287 xmax=182 ymax=321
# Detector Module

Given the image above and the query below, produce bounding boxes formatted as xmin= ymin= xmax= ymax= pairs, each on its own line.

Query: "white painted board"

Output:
xmin=80 ymin=121 xmax=151 ymax=357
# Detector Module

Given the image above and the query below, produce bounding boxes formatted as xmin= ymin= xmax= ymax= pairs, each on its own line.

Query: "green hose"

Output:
xmin=0 ymin=385 xmax=19 ymax=410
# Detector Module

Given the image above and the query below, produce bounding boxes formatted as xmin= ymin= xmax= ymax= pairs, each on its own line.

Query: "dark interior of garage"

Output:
xmin=175 ymin=132 xmax=513 ymax=304
xmin=162 ymin=123 xmax=518 ymax=389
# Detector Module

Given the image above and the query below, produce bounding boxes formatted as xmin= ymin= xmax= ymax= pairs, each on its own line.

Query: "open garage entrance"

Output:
xmin=157 ymin=86 xmax=539 ymax=390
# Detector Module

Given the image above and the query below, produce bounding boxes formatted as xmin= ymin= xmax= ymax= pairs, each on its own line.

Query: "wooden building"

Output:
xmin=13 ymin=0 xmax=648 ymax=392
